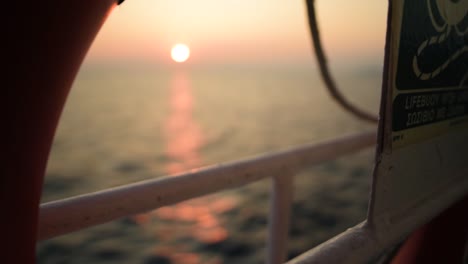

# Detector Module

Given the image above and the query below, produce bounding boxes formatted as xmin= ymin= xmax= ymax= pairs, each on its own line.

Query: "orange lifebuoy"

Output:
xmin=2 ymin=1 xmax=117 ymax=263
xmin=391 ymin=195 xmax=468 ymax=264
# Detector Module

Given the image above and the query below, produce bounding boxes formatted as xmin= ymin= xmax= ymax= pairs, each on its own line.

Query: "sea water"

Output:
xmin=37 ymin=63 xmax=381 ymax=264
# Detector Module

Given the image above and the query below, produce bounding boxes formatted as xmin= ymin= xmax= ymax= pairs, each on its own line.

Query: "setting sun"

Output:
xmin=171 ymin=44 xmax=190 ymax=63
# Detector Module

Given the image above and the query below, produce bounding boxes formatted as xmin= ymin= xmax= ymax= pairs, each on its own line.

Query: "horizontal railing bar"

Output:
xmin=287 ymin=221 xmax=379 ymax=264
xmin=288 ymin=170 xmax=468 ymax=264
xmin=38 ymin=131 xmax=376 ymax=241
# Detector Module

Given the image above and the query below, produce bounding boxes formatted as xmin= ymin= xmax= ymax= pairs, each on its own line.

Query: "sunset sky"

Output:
xmin=85 ymin=0 xmax=388 ymax=66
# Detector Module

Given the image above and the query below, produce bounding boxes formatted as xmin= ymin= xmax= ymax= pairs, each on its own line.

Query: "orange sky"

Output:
xmin=85 ymin=0 xmax=388 ymax=66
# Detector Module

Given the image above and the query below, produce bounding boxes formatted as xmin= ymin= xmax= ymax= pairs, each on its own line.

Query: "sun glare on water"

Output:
xmin=171 ymin=44 xmax=190 ymax=63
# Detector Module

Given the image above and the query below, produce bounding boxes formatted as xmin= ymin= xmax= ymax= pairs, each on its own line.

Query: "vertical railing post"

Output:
xmin=267 ymin=173 xmax=294 ymax=264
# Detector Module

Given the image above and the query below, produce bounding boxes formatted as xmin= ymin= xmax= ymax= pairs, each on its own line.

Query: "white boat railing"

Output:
xmin=39 ymin=131 xmax=376 ymax=264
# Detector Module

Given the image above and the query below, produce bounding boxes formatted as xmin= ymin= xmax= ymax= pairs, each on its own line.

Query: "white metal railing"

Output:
xmin=39 ymin=131 xmax=376 ymax=264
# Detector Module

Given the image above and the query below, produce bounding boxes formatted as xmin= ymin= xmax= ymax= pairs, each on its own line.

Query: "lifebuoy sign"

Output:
xmin=369 ymin=0 xmax=468 ymax=239
xmin=391 ymin=0 xmax=468 ymax=147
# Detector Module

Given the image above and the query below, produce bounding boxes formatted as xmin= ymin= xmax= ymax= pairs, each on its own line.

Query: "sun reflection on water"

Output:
xmin=132 ymin=71 xmax=237 ymax=263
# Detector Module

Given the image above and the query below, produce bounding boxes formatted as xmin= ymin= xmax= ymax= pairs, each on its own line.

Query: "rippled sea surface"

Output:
xmin=38 ymin=63 xmax=381 ymax=264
